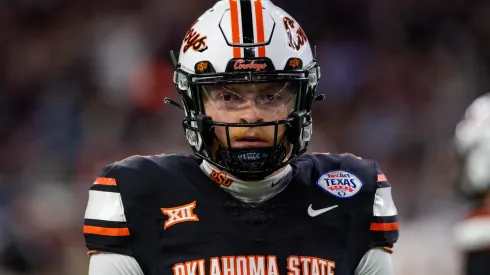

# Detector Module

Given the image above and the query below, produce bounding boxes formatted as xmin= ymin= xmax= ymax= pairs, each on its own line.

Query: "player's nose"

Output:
xmin=238 ymin=101 xmax=264 ymax=124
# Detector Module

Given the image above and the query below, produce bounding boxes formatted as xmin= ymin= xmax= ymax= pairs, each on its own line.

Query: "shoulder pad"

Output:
xmin=110 ymin=154 xmax=188 ymax=175
xmin=114 ymin=153 xmax=169 ymax=169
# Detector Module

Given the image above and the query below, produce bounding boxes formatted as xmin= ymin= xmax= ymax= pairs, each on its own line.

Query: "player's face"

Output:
xmin=202 ymin=82 xmax=297 ymax=149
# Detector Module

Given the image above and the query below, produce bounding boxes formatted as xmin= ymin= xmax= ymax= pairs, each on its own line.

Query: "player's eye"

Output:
xmin=218 ymin=92 xmax=241 ymax=101
xmin=266 ymin=93 xmax=279 ymax=101
xmin=219 ymin=93 xmax=230 ymax=101
xmin=259 ymin=92 xmax=281 ymax=104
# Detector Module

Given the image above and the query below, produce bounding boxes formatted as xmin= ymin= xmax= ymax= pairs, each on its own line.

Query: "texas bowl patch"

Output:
xmin=316 ymin=170 xmax=364 ymax=198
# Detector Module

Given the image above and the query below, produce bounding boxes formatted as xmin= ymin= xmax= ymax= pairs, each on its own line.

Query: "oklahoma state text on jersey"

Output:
xmin=172 ymin=255 xmax=335 ymax=275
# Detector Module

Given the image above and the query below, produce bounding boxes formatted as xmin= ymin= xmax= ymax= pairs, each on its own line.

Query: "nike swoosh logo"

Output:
xmin=307 ymin=204 xmax=338 ymax=217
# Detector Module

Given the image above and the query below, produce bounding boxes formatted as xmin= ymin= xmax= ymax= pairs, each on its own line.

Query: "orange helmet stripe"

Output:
xmin=254 ymin=0 xmax=266 ymax=57
xmin=229 ymin=0 xmax=241 ymax=58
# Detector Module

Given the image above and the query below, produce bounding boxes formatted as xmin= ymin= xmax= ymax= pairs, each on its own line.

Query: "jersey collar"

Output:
xmin=200 ymin=160 xmax=293 ymax=205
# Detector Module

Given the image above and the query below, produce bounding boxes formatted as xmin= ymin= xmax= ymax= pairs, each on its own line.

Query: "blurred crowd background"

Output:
xmin=0 ymin=0 xmax=489 ymax=274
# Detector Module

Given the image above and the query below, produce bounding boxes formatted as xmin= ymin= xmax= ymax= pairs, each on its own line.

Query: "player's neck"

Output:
xmin=200 ymin=160 xmax=293 ymax=206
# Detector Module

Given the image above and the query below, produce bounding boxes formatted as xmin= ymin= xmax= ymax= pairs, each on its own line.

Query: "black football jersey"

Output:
xmin=83 ymin=153 xmax=399 ymax=275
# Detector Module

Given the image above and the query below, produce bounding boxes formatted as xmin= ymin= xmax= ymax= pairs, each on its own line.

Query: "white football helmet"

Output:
xmin=454 ymin=93 xmax=490 ymax=198
xmin=170 ymin=0 xmax=321 ymax=180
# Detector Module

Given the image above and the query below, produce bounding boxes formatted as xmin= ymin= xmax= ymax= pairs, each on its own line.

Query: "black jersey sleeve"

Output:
xmin=83 ymin=165 xmax=132 ymax=256
xmin=83 ymin=163 xmax=135 ymax=256
xmin=83 ymin=156 xmax=156 ymax=256
xmin=368 ymin=162 xmax=399 ymax=251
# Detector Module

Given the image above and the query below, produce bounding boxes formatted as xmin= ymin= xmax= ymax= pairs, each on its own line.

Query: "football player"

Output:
xmin=453 ymin=93 xmax=490 ymax=275
xmin=83 ymin=1 xmax=399 ymax=274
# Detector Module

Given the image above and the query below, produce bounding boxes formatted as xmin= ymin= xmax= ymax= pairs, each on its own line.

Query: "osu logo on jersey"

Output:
xmin=161 ymin=201 xmax=199 ymax=229
xmin=183 ymin=22 xmax=208 ymax=53
xmin=283 ymin=16 xmax=308 ymax=52
xmin=209 ymin=171 xmax=233 ymax=187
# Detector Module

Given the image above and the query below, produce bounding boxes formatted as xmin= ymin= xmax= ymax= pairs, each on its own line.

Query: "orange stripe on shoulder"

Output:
xmin=370 ymin=222 xmax=399 ymax=231
xmin=377 ymin=174 xmax=388 ymax=182
xmin=83 ymin=225 xmax=130 ymax=236
xmin=341 ymin=152 xmax=362 ymax=159
xmin=87 ymin=250 xmax=99 ymax=256
xmin=94 ymin=177 xmax=116 ymax=186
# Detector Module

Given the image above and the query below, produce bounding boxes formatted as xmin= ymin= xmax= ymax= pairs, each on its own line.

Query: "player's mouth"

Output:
xmin=233 ymin=136 xmax=271 ymax=147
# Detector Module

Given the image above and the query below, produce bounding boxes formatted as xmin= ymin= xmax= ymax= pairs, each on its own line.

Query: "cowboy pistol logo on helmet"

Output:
xmin=170 ymin=0 xmax=321 ymax=180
